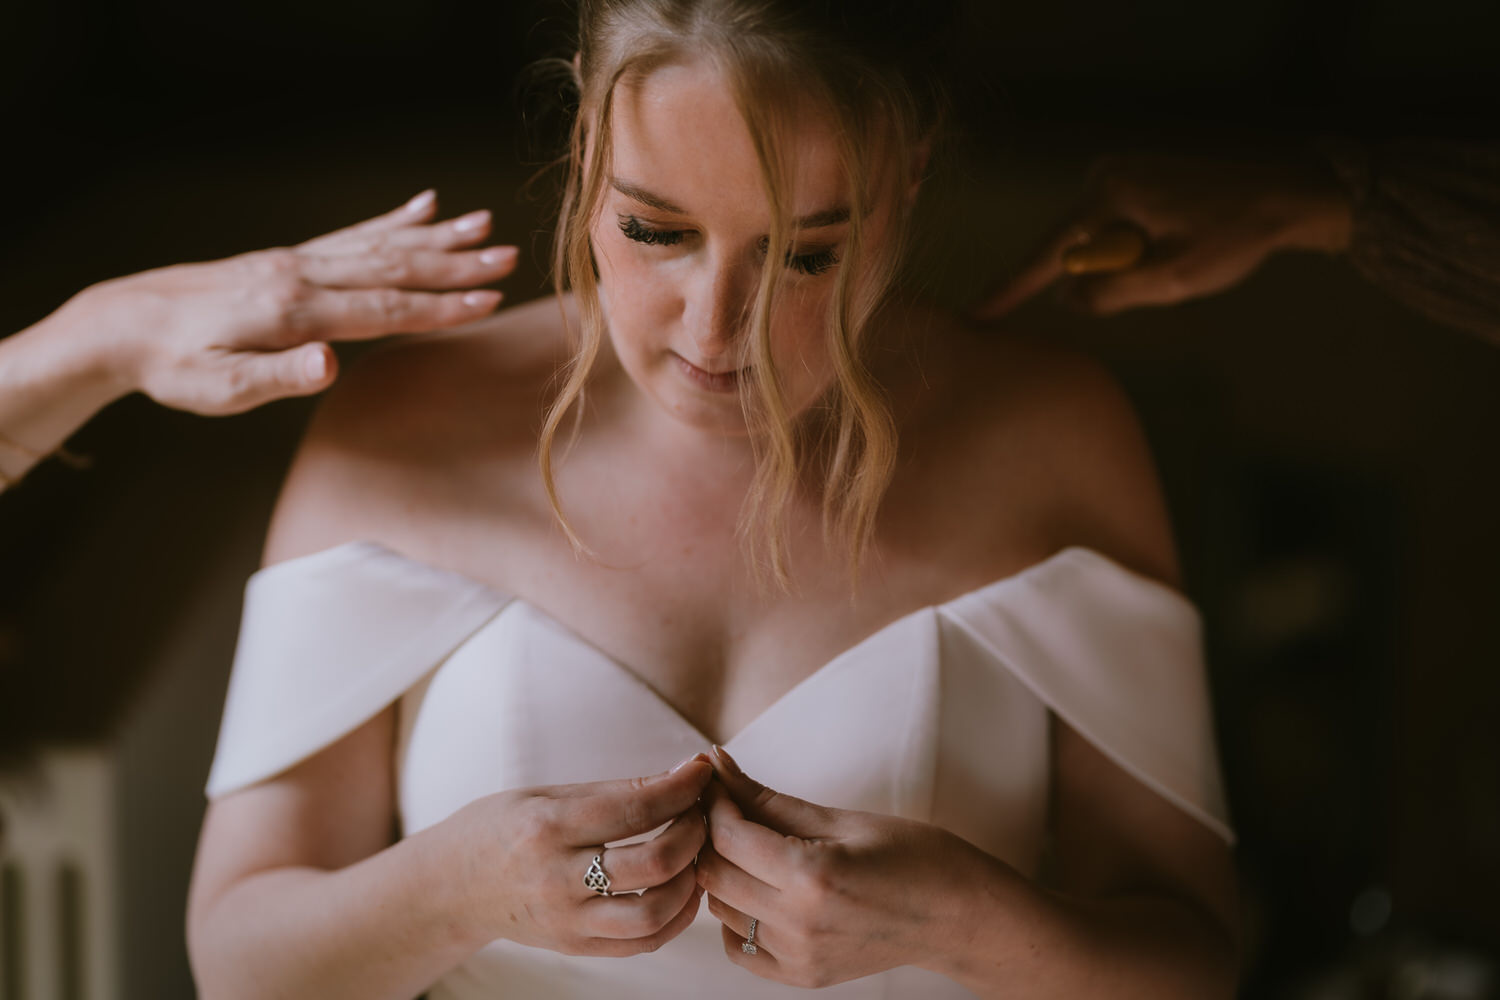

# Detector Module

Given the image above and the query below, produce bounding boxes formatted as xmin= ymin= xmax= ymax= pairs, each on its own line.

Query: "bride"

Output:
xmin=187 ymin=0 xmax=1239 ymax=996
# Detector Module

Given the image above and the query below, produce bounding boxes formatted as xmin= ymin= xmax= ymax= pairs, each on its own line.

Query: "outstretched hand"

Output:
xmin=973 ymin=152 xmax=1352 ymax=320
xmin=62 ymin=189 xmax=519 ymax=415
xmin=697 ymin=746 xmax=986 ymax=989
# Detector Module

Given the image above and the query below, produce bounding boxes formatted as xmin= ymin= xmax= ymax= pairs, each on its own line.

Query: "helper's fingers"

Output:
xmin=556 ymin=755 xmax=714 ymax=847
xmin=296 ymin=246 xmax=519 ymax=291
xmin=304 ymin=210 xmax=494 ymax=256
xmin=579 ymin=864 xmax=700 ymax=940
xmin=574 ymin=808 xmax=706 ymax=896
xmin=290 ymin=287 xmax=503 ymax=342
xmin=971 ymin=202 xmax=1117 ymax=320
xmin=206 ymin=343 xmax=337 ymax=415
xmin=296 ymin=190 xmax=439 ymax=252
xmin=1060 ymin=222 xmax=1148 ymax=275
xmin=1062 ymin=256 xmax=1209 ymax=316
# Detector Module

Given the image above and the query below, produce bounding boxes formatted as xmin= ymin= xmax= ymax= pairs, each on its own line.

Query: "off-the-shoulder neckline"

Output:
xmin=253 ymin=540 xmax=1193 ymax=615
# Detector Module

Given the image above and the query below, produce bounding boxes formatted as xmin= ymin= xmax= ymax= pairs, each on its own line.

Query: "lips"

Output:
xmin=672 ymin=352 xmax=745 ymax=393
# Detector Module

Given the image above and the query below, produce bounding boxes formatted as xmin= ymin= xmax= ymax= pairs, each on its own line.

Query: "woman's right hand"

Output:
xmin=442 ymin=753 xmax=714 ymax=957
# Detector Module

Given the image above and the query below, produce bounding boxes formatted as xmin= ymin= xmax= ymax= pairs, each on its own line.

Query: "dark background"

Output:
xmin=1 ymin=1 xmax=1499 ymax=997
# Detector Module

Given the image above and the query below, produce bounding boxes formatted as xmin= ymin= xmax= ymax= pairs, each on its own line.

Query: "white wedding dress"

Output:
xmin=206 ymin=541 xmax=1233 ymax=998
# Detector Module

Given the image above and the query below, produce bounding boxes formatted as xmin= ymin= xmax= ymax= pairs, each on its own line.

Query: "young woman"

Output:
xmin=187 ymin=1 xmax=1239 ymax=997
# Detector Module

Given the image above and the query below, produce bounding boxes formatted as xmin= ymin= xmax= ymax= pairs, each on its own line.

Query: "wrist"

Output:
xmin=912 ymin=835 xmax=1073 ymax=991
xmin=1264 ymin=159 xmax=1353 ymax=256
xmin=407 ymin=819 xmax=499 ymax=958
xmin=53 ymin=283 xmax=148 ymax=401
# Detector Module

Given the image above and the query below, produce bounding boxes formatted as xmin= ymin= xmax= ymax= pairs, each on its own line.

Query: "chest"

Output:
xmin=406 ymin=470 xmax=960 ymax=745
xmin=400 ymin=420 xmax=1047 ymax=746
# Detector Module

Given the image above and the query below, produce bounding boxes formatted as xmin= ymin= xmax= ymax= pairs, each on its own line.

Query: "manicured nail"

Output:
xmin=711 ymin=745 xmax=742 ymax=776
xmin=405 ymin=189 xmax=436 ymax=213
xmin=452 ymin=210 xmax=490 ymax=233
xmin=671 ymin=752 xmax=713 ymax=774
xmin=303 ymin=348 xmax=328 ymax=382
xmin=479 ymin=246 xmax=517 ymax=267
xmin=462 ymin=290 xmax=500 ymax=308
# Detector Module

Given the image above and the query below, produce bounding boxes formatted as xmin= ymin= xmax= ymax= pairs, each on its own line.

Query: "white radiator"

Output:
xmin=0 ymin=747 xmax=120 ymax=1000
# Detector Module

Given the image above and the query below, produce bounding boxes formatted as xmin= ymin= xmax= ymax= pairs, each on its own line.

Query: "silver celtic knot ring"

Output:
xmin=742 ymin=916 xmax=759 ymax=955
xmin=583 ymin=853 xmax=613 ymax=896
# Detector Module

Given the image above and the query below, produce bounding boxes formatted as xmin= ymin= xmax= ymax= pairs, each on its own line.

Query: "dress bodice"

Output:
xmin=206 ymin=542 xmax=1232 ymax=998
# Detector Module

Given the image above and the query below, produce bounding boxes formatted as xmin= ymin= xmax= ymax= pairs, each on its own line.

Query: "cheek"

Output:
xmin=771 ymin=284 xmax=833 ymax=360
xmin=593 ymin=232 xmax=678 ymax=340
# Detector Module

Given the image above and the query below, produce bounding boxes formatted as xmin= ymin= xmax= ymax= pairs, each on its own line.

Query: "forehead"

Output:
xmin=609 ymin=58 xmax=848 ymax=222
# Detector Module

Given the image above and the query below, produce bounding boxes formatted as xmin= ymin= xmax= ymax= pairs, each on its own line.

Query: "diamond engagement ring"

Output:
xmin=583 ymin=853 xmax=613 ymax=896
xmin=742 ymin=917 xmax=759 ymax=955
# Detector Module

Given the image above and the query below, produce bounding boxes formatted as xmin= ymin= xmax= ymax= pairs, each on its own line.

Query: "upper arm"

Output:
xmin=190 ymin=342 xmax=457 ymax=933
xmin=1021 ymin=346 xmax=1237 ymax=934
xmin=188 ymin=706 xmax=398 ymax=933
xmin=1050 ymin=720 xmax=1238 ymax=937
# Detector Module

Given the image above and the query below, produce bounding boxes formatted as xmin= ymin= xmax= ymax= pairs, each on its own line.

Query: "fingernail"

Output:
xmin=479 ymin=246 xmax=517 ymax=267
xmin=462 ymin=290 xmax=500 ymax=308
xmin=405 ymin=189 xmax=436 ymax=213
xmin=452 ymin=210 xmax=490 ymax=233
xmin=711 ymin=745 xmax=742 ymax=776
xmin=303 ymin=348 xmax=328 ymax=382
xmin=670 ymin=752 xmax=713 ymax=774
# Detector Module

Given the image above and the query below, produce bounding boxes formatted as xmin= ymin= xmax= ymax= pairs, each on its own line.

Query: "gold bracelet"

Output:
xmin=0 ymin=429 xmax=45 ymax=461
xmin=0 ymin=429 xmax=91 ymax=478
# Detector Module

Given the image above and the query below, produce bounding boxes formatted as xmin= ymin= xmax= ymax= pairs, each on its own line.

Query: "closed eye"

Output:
xmin=618 ymin=215 xmax=686 ymax=247
xmin=757 ymin=236 xmax=840 ymax=277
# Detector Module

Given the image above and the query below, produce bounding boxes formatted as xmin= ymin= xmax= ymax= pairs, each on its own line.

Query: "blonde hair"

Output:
xmin=540 ymin=0 xmax=951 ymax=588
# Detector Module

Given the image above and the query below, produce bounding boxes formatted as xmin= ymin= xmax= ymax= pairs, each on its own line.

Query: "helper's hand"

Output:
xmin=697 ymin=747 xmax=991 ymax=989
xmin=974 ymin=152 xmax=1352 ymax=319
xmin=442 ymin=753 xmax=712 ymax=957
xmin=59 ymin=189 xmax=518 ymax=415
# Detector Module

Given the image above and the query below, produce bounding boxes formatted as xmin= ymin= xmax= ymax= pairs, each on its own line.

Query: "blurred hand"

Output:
xmin=974 ymin=152 xmax=1352 ymax=319
xmin=61 ymin=190 xmax=519 ymax=415
xmin=444 ymin=754 xmax=713 ymax=958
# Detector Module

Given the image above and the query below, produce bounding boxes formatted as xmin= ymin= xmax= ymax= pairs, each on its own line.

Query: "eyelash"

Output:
xmin=616 ymin=215 xmax=840 ymax=277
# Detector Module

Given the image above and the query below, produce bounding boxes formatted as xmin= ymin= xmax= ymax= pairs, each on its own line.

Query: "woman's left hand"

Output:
xmin=697 ymin=746 xmax=987 ymax=989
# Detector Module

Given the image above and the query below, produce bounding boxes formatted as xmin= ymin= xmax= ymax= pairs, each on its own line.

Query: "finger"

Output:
xmin=580 ymin=862 xmax=700 ymax=939
xmin=558 ymin=755 xmax=714 ymax=847
xmin=296 ymin=190 xmax=438 ymax=252
xmin=709 ymin=747 xmax=837 ymax=839
xmin=971 ymin=203 xmax=1115 ymax=320
xmin=578 ymin=808 xmax=706 ymax=896
xmin=296 ymin=246 xmax=520 ymax=291
xmin=578 ymin=882 xmax=705 ymax=957
xmin=292 ymin=288 xmax=503 ymax=341
xmin=305 ymin=210 xmax=495 ymax=256
xmin=1060 ymin=222 xmax=1148 ymax=275
xmin=1062 ymin=258 xmax=1200 ymax=316
xmin=706 ymin=892 xmax=763 ymax=946
xmin=721 ymin=922 xmax=793 ymax=982
xmin=695 ymin=835 xmax=782 ymax=916
xmin=212 ymin=343 xmax=337 ymax=414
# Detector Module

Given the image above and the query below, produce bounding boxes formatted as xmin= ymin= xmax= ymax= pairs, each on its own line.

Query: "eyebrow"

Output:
xmin=610 ymin=178 xmax=851 ymax=229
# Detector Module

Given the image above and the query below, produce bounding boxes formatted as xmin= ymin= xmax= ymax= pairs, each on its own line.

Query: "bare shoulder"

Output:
xmin=895 ymin=307 xmax=1180 ymax=588
xmin=261 ymin=295 xmax=574 ymax=566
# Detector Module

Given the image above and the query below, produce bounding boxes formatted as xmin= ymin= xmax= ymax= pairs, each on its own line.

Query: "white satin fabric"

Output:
xmin=206 ymin=541 xmax=1232 ymax=999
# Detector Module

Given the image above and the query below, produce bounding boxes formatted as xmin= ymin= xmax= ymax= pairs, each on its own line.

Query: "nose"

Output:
xmin=684 ymin=255 xmax=754 ymax=362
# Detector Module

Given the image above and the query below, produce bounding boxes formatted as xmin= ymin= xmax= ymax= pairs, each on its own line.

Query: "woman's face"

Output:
xmin=591 ymin=58 xmax=886 ymax=436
